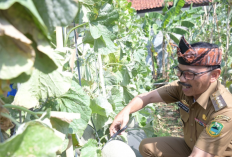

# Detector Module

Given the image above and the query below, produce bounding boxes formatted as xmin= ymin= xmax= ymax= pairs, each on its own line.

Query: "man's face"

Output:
xmin=177 ymin=64 xmax=212 ymax=99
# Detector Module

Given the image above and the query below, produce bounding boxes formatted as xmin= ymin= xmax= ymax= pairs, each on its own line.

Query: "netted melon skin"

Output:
xmin=102 ymin=140 xmax=136 ymax=157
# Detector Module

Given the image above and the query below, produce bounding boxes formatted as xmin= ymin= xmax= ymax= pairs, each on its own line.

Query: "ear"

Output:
xmin=210 ymin=69 xmax=221 ymax=83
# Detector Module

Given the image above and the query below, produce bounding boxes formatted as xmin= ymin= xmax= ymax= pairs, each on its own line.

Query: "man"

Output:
xmin=110 ymin=36 xmax=232 ymax=157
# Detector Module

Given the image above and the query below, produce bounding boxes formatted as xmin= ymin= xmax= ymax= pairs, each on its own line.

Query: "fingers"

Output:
xmin=109 ymin=122 xmax=121 ymax=136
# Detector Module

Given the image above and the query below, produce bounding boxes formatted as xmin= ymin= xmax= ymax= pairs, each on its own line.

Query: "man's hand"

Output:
xmin=109 ymin=90 xmax=164 ymax=136
xmin=109 ymin=109 xmax=129 ymax=136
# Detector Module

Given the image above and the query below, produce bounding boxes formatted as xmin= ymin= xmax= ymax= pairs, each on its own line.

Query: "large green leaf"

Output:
xmin=50 ymin=117 xmax=70 ymax=135
xmin=161 ymin=0 xmax=185 ymax=28
xmin=94 ymin=37 xmax=116 ymax=55
xmin=12 ymin=68 xmax=72 ymax=109
xmin=108 ymin=87 xmax=124 ymax=114
xmin=147 ymin=12 xmax=164 ymax=20
xmin=161 ymin=7 xmax=176 ymax=28
xmin=174 ymin=0 xmax=185 ymax=15
xmin=0 ymin=121 xmax=63 ymax=157
xmin=80 ymin=139 xmax=98 ymax=157
xmin=120 ymin=66 xmax=131 ymax=86
xmin=91 ymin=113 xmax=113 ymax=131
xmin=0 ymin=35 xmax=34 ymax=80
xmin=104 ymin=71 xmax=118 ymax=86
xmin=32 ymin=0 xmax=78 ymax=33
xmin=123 ymin=87 xmax=136 ymax=104
xmin=89 ymin=3 xmax=118 ymax=54
xmin=1 ymin=3 xmax=58 ymax=72
xmin=0 ymin=16 xmax=35 ymax=80
xmin=169 ymin=33 xmax=180 ymax=44
xmin=57 ymin=79 xmax=92 ymax=136
xmin=83 ymin=30 xmax=95 ymax=45
xmin=79 ymin=0 xmax=96 ymax=5
xmin=170 ymin=27 xmax=188 ymax=35
xmin=90 ymin=96 xmax=113 ymax=117
xmin=181 ymin=20 xmax=194 ymax=28
xmin=0 ymin=0 xmax=48 ymax=37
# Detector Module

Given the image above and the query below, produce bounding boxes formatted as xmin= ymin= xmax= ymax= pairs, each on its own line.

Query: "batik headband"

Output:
xmin=176 ymin=36 xmax=222 ymax=66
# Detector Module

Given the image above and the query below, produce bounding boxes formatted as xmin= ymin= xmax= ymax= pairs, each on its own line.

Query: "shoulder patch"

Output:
xmin=206 ymin=121 xmax=224 ymax=137
xmin=213 ymin=115 xmax=231 ymax=122
xmin=210 ymin=90 xmax=227 ymax=111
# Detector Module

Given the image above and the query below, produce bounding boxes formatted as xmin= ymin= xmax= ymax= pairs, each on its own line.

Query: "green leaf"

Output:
xmin=104 ymin=71 xmax=118 ymax=86
xmin=152 ymin=23 xmax=159 ymax=35
xmin=134 ymin=49 xmax=146 ymax=62
xmin=108 ymin=87 xmax=124 ymax=114
xmin=175 ymin=0 xmax=185 ymax=15
xmin=161 ymin=7 xmax=176 ymax=28
xmin=0 ymin=0 xmax=48 ymax=38
xmin=80 ymin=139 xmax=98 ymax=157
xmin=92 ymin=3 xmax=119 ymax=25
xmin=57 ymin=79 xmax=92 ymax=136
xmin=32 ymin=0 xmax=78 ymax=33
xmin=83 ymin=30 xmax=95 ymax=45
xmin=123 ymin=87 xmax=135 ymax=104
xmin=79 ymin=0 xmax=96 ymax=5
xmin=141 ymin=123 xmax=155 ymax=138
xmin=120 ymin=66 xmax=131 ymax=86
xmin=89 ymin=3 xmax=118 ymax=54
xmin=161 ymin=0 xmax=185 ymax=28
xmin=12 ymin=68 xmax=72 ymax=109
xmin=50 ymin=118 xmax=69 ymax=135
xmin=0 ymin=35 xmax=34 ymax=80
xmin=94 ymin=37 xmax=116 ymax=55
xmin=2 ymin=3 xmax=58 ymax=73
xmin=170 ymin=27 xmax=188 ymax=35
xmin=91 ymin=113 xmax=113 ymax=131
xmin=169 ymin=33 xmax=180 ymax=44
xmin=0 ymin=16 xmax=35 ymax=80
xmin=147 ymin=12 xmax=164 ymax=20
xmin=181 ymin=20 xmax=194 ymax=28
xmin=90 ymin=96 xmax=113 ymax=117
xmin=0 ymin=121 xmax=63 ymax=157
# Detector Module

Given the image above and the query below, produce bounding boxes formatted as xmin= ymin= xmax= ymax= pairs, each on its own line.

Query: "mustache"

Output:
xmin=177 ymin=81 xmax=192 ymax=87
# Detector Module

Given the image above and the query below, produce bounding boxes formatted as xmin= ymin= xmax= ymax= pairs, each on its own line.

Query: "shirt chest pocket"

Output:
xmin=180 ymin=110 xmax=189 ymax=126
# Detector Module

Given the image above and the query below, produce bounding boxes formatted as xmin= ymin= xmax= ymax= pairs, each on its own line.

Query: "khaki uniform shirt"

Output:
xmin=157 ymin=80 xmax=232 ymax=156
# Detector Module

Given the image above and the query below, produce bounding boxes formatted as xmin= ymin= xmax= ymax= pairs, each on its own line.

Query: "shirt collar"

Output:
xmin=196 ymin=80 xmax=218 ymax=109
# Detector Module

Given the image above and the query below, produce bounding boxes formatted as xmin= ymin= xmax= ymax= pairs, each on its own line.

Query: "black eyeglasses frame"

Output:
xmin=173 ymin=66 xmax=216 ymax=80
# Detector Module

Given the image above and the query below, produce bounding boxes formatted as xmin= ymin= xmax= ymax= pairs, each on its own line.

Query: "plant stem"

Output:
xmin=162 ymin=34 xmax=166 ymax=79
xmin=105 ymin=63 xmax=124 ymax=66
xmin=0 ymin=98 xmax=5 ymax=106
xmin=150 ymin=44 xmax=156 ymax=80
xmin=98 ymin=54 xmax=106 ymax=97
xmin=3 ymin=104 xmax=43 ymax=119
xmin=64 ymin=23 xmax=88 ymax=47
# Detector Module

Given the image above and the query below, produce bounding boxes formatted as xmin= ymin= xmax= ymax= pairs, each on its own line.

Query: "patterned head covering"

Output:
xmin=176 ymin=36 xmax=222 ymax=66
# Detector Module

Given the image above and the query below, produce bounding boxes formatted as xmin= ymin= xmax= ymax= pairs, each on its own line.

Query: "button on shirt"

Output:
xmin=157 ymin=80 xmax=232 ymax=156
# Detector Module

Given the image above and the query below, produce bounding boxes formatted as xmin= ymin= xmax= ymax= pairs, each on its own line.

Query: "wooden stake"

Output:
xmin=56 ymin=27 xmax=63 ymax=48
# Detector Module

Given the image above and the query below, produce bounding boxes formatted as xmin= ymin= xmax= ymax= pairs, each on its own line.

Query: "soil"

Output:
xmin=153 ymin=102 xmax=184 ymax=138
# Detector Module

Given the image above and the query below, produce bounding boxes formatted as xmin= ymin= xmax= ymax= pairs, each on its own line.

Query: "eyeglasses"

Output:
xmin=173 ymin=66 xmax=214 ymax=80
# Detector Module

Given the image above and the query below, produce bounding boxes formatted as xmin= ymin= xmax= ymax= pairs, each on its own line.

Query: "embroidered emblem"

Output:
xmin=213 ymin=115 xmax=231 ymax=122
xmin=202 ymin=114 xmax=207 ymax=121
xmin=195 ymin=118 xmax=206 ymax=127
xmin=210 ymin=91 xmax=227 ymax=112
xmin=178 ymin=102 xmax=189 ymax=113
xmin=206 ymin=121 xmax=224 ymax=137
xmin=181 ymin=100 xmax=189 ymax=107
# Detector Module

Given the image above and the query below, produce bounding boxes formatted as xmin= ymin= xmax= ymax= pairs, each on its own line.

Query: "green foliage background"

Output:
xmin=1 ymin=0 xmax=232 ymax=156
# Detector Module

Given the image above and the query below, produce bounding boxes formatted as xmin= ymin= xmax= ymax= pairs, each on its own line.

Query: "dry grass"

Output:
xmin=153 ymin=102 xmax=184 ymax=138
